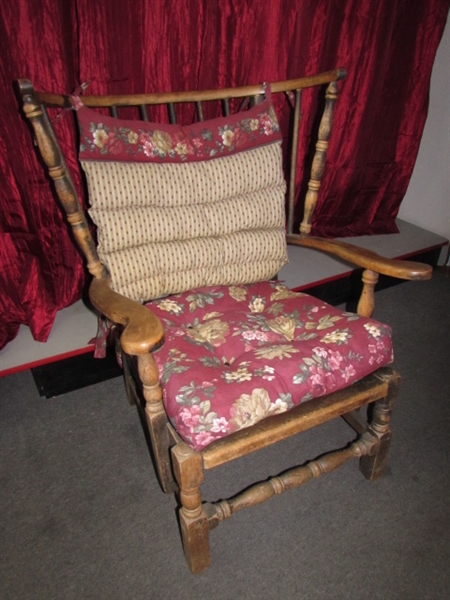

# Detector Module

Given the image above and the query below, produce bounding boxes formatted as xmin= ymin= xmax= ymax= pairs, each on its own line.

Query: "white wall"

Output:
xmin=398 ymin=19 xmax=449 ymax=242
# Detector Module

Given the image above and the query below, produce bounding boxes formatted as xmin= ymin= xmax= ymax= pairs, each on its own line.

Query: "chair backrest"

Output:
xmin=19 ymin=70 xmax=345 ymax=301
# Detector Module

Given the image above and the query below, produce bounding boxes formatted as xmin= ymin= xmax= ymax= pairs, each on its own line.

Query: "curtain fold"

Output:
xmin=1 ymin=0 xmax=448 ymax=349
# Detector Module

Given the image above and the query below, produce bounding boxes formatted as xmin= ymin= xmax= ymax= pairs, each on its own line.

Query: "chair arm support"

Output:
xmin=89 ymin=277 xmax=164 ymax=356
xmin=286 ymin=235 xmax=433 ymax=281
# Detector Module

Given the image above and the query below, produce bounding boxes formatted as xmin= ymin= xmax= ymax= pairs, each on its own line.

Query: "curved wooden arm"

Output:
xmin=89 ymin=277 xmax=164 ymax=356
xmin=286 ymin=235 xmax=433 ymax=281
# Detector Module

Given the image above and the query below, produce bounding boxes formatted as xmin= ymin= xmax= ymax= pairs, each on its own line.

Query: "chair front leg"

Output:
xmin=171 ymin=443 xmax=211 ymax=573
xmin=360 ymin=372 xmax=400 ymax=480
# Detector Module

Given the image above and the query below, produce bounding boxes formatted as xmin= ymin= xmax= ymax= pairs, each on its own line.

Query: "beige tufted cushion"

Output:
xmin=82 ymin=141 xmax=287 ymax=302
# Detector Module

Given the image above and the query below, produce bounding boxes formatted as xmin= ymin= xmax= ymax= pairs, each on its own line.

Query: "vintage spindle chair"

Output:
xmin=18 ymin=70 xmax=432 ymax=572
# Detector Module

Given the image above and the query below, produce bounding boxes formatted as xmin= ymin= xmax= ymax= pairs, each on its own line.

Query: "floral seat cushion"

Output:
xmin=149 ymin=281 xmax=393 ymax=452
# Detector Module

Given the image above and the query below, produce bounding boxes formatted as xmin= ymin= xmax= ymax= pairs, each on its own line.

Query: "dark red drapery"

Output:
xmin=0 ymin=0 xmax=448 ymax=349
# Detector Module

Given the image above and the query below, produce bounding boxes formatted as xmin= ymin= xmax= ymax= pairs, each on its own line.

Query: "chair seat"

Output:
xmin=149 ymin=281 xmax=394 ymax=451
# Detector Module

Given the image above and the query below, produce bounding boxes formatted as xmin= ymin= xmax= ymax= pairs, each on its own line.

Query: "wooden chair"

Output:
xmin=18 ymin=70 xmax=432 ymax=573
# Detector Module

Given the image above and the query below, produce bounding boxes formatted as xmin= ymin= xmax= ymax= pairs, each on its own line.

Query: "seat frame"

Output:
xmin=18 ymin=70 xmax=432 ymax=572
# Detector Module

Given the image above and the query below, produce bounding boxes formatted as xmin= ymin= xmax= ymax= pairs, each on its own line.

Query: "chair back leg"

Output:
xmin=359 ymin=372 xmax=400 ymax=480
xmin=138 ymin=354 xmax=178 ymax=493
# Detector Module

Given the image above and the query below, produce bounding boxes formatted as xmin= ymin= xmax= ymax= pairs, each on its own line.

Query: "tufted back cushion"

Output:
xmin=77 ymin=97 xmax=288 ymax=302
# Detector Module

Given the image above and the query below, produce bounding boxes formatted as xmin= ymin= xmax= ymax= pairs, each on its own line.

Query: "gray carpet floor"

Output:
xmin=1 ymin=271 xmax=449 ymax=600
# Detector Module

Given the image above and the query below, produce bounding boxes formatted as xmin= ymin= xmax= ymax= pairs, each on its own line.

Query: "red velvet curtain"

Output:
xmin=0 ymin=0 xmax=448 ymax=349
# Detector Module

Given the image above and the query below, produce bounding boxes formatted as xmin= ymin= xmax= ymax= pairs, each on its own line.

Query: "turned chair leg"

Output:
xmin=138 ymin=354 xmax=178 ymax=494
xmin=360 ymin=375 xmax=399 ymax=480
xmin=171 ymin=443 xmax=211 ymax=573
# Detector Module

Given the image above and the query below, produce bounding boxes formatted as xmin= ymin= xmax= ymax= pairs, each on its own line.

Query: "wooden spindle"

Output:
xmin=299 ymin=80 xmax=339 ymax=235
xmin=139 ymin=104 xmax=149 ymax=121
xmin=168 ymin=102 xmax=177 ymax=124
xmin=20 ymin=84 xmax=106 ymax=279
xmin=196 ymin=101 xmax=204 ymax=122
xmin=221 ymin=98 xmax=230 ymax=116
xmin=253 ymin=93 xmax=263 ymax=105
xmin=287 ymin=89 xmax=302 ymax=235
xmin=357 ymin=269 xmax=379 ymax=317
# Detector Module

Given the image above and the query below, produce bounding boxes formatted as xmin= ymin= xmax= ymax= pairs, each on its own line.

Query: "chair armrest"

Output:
xmin=89 ymin=277 xmax=164 ymax=355
xmin=286 ymin=235 xmax=433 ymax=281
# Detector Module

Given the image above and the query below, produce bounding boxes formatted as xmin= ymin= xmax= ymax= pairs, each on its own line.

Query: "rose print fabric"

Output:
xmin=148 ymin=281 xmax=393 ymax=451
xmin=76 ymin=97 xmax=281 ymax=163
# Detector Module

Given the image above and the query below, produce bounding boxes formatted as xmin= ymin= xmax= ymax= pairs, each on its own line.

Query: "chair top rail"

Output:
xmin=20 ymin=68 xmax=346 ymax=109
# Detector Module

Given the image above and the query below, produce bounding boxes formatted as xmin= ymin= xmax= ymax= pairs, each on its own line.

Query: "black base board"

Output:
xmin=32 ymin=247 xmax=441 ymax=398
xmin=32 ymin=345 xmax=123 ymax=398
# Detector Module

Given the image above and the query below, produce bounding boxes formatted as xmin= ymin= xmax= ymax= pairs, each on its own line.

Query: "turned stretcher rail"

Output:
xmin=207 ymin=432 xmax=377 ymax=527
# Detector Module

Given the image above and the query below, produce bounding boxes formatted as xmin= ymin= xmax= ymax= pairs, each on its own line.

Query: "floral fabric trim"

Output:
xmin=147 ymin=281 xmax=394 ymax=452
xmin=76 ymin=97 xmax=281 ymax=163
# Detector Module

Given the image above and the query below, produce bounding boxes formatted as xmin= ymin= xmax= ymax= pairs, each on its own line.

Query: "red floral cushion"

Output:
xmin=76 ymin=97 xmax=281 ymax=163
xmin=148 ymin=281 xmax=393 ymax=451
